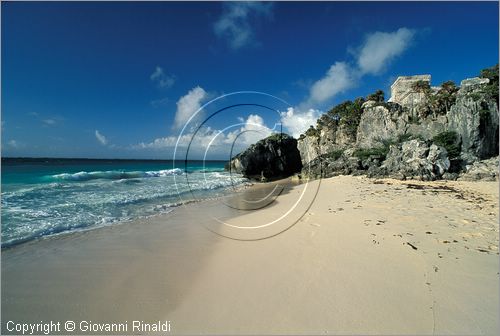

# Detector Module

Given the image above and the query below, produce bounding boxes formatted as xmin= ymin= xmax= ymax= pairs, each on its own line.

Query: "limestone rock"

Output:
xmin=381 ymin=140 xmax=450 ymax=180
xmin=447 ymin=81 xmax=499 ymax=163
xmin=356 ymin=102 xmax=408 ymax=148
xmin=295 ymin=71 xmax=498 ymax=182
xmin=458 ymin=156 xmax=499 ymax=181
xmin=297 ymin=124 xmax=353 ymax=165
xmin=301 ymin=153 xmax=360 ymax=179
xmin=297 ymin=134 xmax=320 ymax=165
xmin=227 ymin=133 xmax=302 ymax=180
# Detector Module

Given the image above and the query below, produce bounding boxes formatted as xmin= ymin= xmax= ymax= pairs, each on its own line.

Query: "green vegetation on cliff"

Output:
xmin=432 ymin=131 xmax=461 ymax=159
xmin=412 ymin=80 xmax=459 ymax=115
xmin=353 ymin=146 xmax=390 ymax=161
xmin=480 ymin=64 xmax=499 ymax=103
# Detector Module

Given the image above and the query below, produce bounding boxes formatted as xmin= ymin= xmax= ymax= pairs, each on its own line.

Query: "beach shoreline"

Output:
xmin=2 ymin=175 xmax=498 ymax=335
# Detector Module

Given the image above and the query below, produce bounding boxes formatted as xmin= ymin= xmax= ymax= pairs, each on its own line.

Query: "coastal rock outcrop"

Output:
xmin=458 ymin=156 xmax=499 ymax=181
xmin=297 ymin=124 xmax=353 ymax=165
xmin=380 ymin=140 xmax=450 ymax=180
xmin=356 ymin=102 xmax=407 ymax=148
xmin=227 ymin=133 xmax=302 ymax=180
xmin=447 ymin=78 xmax=499 ymax=164
xmin=301 ymin=149 xmax=361 ymax=180
xmin=296 ymin=65 xmax=499 ymax=181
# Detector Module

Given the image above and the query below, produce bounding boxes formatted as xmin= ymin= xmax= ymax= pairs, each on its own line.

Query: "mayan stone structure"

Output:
xmin=388 ymin=75 xmax=431 ymax=108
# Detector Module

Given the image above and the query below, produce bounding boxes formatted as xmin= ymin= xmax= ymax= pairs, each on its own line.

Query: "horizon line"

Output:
xmin=1 ymin=156 xmax=229 ymax=162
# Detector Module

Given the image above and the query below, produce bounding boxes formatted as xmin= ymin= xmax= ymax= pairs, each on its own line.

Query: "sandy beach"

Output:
xmin=2 ymin=175 xmax=498 ymax=335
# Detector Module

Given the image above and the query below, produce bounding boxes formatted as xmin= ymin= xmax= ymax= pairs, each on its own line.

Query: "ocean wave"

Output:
xmin=2 ymin=169 xmax=249 ymax=248
xmin=50 ymin=168 xmax=184 ymax=181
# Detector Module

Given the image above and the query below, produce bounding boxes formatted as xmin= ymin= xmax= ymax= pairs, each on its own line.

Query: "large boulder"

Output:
xmin=227 ymin=133 xmax=302 ymax=180
xmin=458 ymin=156 xmax=499 ymax=181
xmin=301 ymin=149 xmax=361 ymax=179
xmin=381 ymin=139 xmax=450 ymax=180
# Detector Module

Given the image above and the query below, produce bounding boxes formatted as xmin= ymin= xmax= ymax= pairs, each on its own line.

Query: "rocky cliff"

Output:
xmin=226 ymin=133 xmax=302 ymax=180
xmin=298 ymin=65 xmax=499 ymax=181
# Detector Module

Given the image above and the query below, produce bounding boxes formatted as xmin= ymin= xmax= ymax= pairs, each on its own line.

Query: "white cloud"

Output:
xmin=7 ymin=140 xmax=20 ymax=148
xmin=299 ymin=27 xmax=416 ymax=111
xmin=280 ymin=107 xmax=321 ymax=138
xmin=357 ymin=28 xmax=415 ymax=75
xmin=174 ymin=86 xmax=207 ymax=129
xmin=42 ymin=119 xmax=56 ymax=125
xmin=308 ymin=62 xmax=356 ymax=105
xmin=132 ymin=136 xmax=177 ymax=150
xmin=226 ymin=114 xmax=273 ymax=146
xmin=95 ymin=130 xmax=108 ymax=146
xmin=27 ymin=112 xmax=63 ymax=126
xmin=131 ymin=114 xmax=274 ymax=159
xmin=214 ymin=2 xmax=273 ymax=49
xmin=150 ymin=66 xmax=175 ymax=89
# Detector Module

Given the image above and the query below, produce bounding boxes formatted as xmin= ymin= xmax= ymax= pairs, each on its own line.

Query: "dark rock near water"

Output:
xmin=226 ymin=133 xmax=302 ymax=180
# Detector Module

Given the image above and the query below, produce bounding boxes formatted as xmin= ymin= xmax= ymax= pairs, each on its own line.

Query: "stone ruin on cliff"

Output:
xmin=387 ymin=74 xmax=436 ymax=108
xmin=387 ymin=74 xmax=491 ymax=109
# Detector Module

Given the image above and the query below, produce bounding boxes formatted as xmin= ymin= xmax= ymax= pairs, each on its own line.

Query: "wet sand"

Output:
xmin=2 ymin=176 xmax=498 ymax=335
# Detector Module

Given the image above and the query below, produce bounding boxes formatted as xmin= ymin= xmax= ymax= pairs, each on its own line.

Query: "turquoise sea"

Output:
xmin=1 ymin=158 xmax=248 ymax=248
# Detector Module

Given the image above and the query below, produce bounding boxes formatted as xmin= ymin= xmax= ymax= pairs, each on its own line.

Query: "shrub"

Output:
xmin=326 ymin=149 xmax=344 ymax=161
xmin=432 ymin=131 xmax=461 ymax=159
xmin=353 ymin=146 xmax=390 ymax=161
xmin=316 ymin=112 xmax=339 ymax=132
xmin=412 ymin=80 xmax=431 ymax=94
xmin=480 ymin=64 xmax=499 ymax=103
xmin=468 ymin=92 xmax=482 ymax=101
xmin=326 ymin=97 xmax=365 ymax=138
xmin=408 ymin=115 xmax=421 ymax=124
xmin=304 ymin=126 xmax=320 ymax=137
xmin=397 ymin=133 xmax=414 ymax=143
xmin=366 ymin=90 xmax=385 ymax=103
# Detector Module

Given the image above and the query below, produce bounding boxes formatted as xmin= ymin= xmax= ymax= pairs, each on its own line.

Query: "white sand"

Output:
xmin=2 ymin=176 xmax=498 ymax=334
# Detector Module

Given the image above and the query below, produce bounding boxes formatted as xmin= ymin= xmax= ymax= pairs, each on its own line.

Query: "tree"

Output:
xmin=480 ymin=64 xmax=499 ymax=83
xmin=480 ymin=64 xmax=499 ymax=103
xmin=366 ymin=90 xmax=385 ymax=102
xmin=411 ymin=80 xmax=431 ymax=94
xmin=323 ymin=98 xmax=366 ymax=138
xmin=435 ymin=80 xmax=458 ymax=113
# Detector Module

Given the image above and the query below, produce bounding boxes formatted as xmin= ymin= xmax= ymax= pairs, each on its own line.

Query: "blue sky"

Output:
xmin=2 ymin=1 xmax=498 ymax=159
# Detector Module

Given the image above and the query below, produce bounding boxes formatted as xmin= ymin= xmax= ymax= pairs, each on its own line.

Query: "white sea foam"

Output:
xmin=2 ymin=169 xmax=248 ymax=248
xmin=51 ymin=168 xmax=184 ymax=181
